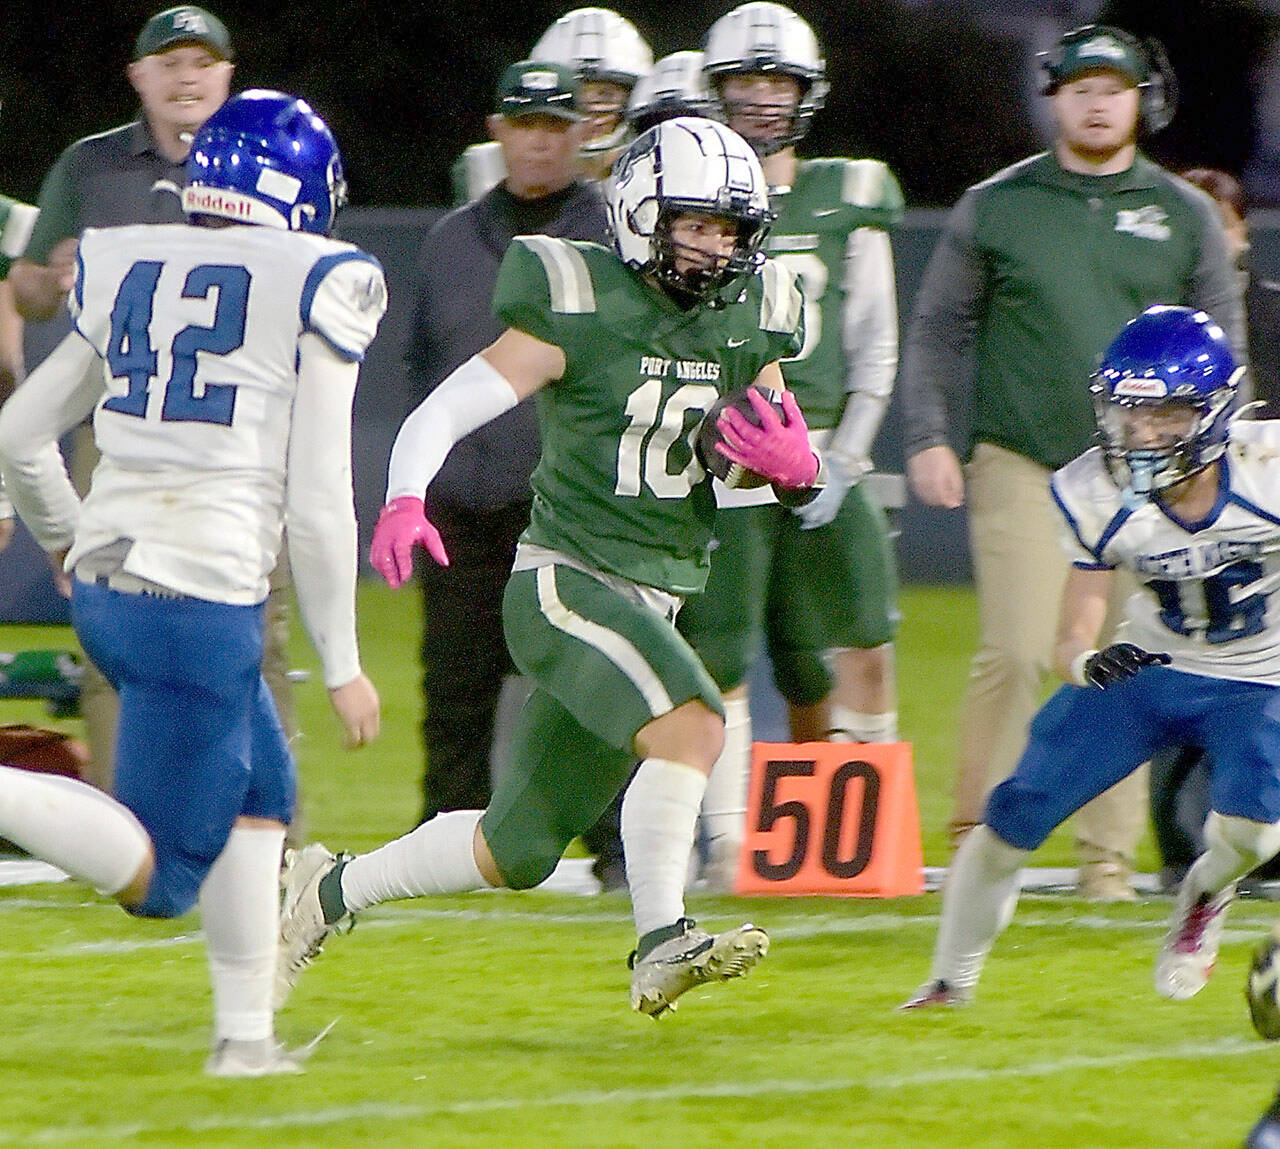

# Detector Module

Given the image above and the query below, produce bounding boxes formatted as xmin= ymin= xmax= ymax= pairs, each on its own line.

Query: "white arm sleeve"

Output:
xmin=0 ymin=330 xmax=102 ymax=551
xmin=285 ymin=333 xmax=364 ymax=689
xmin=385 ymin=353 xmax=520 ymax=501
xmin=830 ymin=226 xmax=898 ymax=471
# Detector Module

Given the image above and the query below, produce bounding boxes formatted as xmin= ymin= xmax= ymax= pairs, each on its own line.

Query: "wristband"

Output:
xmin=1069 ymin=649 xmax=1099 ymax=688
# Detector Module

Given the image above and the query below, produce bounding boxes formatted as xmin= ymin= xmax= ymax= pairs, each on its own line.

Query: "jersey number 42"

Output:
xmin=102 ymin=259 xmax=249 ymax=426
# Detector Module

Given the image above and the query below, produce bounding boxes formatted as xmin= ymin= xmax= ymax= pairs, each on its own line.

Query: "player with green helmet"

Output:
xmin=0 ymin=99 xmax=39 ymax=537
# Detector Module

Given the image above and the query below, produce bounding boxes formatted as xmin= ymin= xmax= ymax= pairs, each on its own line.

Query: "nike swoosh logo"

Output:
xmin=813 ymin=208 xmax=840 ymax=217
xmin=151 ymin=179 xmax=182 ymax=198
xmin=727 ymin=337 xmax=748 ymax=348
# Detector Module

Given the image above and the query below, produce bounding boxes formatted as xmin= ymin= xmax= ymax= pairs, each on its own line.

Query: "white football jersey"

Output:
xmin=67 ymin=222 xmax=386 ymax=602
xmin=1052 ymin=420 xmax=1280 ymax=684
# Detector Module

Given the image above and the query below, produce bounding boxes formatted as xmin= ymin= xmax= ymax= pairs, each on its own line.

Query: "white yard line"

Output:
xmin=0 ymin=902 xmax=1275 ymax=959
xmin=0 ymin=1036 xmax=1262 ymax=1144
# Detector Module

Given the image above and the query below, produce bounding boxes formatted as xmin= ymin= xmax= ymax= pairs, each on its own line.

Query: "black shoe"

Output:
xmin=591 ymin=856 xmax=627 ymax=893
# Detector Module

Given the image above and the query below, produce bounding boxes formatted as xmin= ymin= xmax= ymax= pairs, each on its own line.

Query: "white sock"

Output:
xmin=622 ymin=758 xmax=707 ymax=938
xmin=698 ymin=695 xmax=751 ymax=884
xmin=0 ymin=764 xmax=150 ymax=895
xmin=199 ymin=825 xmax=285 ymax=1043
xmin=1183 ymin=812 xmax=1280 ymax=901
xmin=828 ymin=706 xmax=898 ymax=743
xmin=932 ymin=824 xmax=1028 ymax=993
xmin=340 ymin=809 xmax=489 ymax=913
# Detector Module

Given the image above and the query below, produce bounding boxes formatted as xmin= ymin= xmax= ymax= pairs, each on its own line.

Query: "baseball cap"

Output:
xmin=495 ymin=61 xmax=585 ymax=121
xmin=1050 ymin=28 xmax=1146 ymax=88
xmin=134 ymin=6 xmax=234 ymax=62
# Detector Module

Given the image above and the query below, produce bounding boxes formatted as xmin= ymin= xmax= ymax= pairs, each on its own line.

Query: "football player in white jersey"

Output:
xmin=898 ymin=306 xmax=1280 ymax=1011
xmin=0 ymin=90 xmax=385 ymax=1076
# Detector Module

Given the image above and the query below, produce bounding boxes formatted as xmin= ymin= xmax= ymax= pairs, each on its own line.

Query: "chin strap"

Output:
xmin=1122 ymin=456 xmax=1160 ymax=509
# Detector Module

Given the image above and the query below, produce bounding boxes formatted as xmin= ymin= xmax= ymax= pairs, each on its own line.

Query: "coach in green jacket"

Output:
xmin=901 ymin=24 xmax=1244 ymax=900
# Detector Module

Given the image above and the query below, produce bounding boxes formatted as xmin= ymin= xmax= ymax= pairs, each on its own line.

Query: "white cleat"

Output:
xmin=1154 ymin=883 xmax=1234 ymax=1000
xmin=205 ymin=1037 xmax=303 ymax=1078
xmin=629 ymin=918 xmax=768 ymax=1017
xmin=275 ymin=843 xmax=353 ymax=1010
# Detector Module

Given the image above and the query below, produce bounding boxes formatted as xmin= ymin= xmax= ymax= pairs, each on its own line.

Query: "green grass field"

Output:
xmin=0 ymin=583 xmax=1276 ymax=1147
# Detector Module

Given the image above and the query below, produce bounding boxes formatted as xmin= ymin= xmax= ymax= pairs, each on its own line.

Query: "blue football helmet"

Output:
xmin=1091 ymin=305 xmax=1242 ymax=501
xmin=183 ymin=90 xmax=347 ymax=235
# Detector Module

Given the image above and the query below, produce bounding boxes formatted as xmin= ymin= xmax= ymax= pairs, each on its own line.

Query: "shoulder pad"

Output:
xmin=0 ymin=197 xmax=37 ymax=260
xmin=513 ymin=235 xmax=599 ymax=315
xmin=841 ymin=159 xmax=904 ymax=223
xmin=758 ymin=257 xmax=804 ymax=336
xmin=301 ymin=250 xmax=387 ymax=362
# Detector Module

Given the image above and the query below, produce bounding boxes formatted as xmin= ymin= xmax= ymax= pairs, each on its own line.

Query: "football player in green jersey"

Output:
xmin=680 ymin=2 xmax=905 ymax=889
xmin=277 ymin=117 xmax=819 ymax=1022
xmin=0 ymin=172 xmax=40 ymax=549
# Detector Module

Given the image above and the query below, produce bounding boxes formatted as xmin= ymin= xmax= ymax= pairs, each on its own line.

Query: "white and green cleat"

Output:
xmin=629 ymin=918 xmax=768 ymax=1017
xmin=275 ymin=843 xmax=353 ymax=1010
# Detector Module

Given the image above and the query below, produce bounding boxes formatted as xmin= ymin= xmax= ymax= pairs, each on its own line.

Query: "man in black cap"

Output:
xmin=7 ymin=8 xmax=246 ymax=802
xmin=11 ymin=6 xmax=234 ymax=322
xmin=403 ymin=61 xmax=626 ymax=889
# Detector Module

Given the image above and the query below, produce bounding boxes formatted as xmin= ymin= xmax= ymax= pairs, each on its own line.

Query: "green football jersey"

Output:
xmin=449 ymin=141 xmax=507 ymax=207
xmin=765 ymin=158 xmax=903 ymax=430
xmin=493 ymin=236 xmax=803 ymax=596
xmin=0 ymin=194 xmax=38 ymax=279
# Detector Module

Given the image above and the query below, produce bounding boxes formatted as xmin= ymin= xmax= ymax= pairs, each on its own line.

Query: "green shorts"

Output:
xmin=483 ymin=561 xmax=722 ymax=889
xmin=677 ymin=485 xmax=899 ymax=699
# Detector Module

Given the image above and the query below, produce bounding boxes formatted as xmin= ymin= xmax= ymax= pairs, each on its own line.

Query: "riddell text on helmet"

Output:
xmin=183 ymin=189 xmax=255 ymax=218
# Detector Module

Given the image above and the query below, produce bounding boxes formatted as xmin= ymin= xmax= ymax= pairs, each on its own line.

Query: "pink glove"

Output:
xmin=369 ymin=496 xmax=449 ymax=588
xmin=715 ymin=388 xmax=819 ymax=489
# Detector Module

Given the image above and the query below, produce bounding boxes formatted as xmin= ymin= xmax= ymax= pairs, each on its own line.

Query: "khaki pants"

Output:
xmin=950 ymin=443 xmax=1147 ymax=866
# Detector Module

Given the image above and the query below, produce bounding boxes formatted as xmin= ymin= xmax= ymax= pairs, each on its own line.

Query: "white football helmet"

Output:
xmin=702 ymin=2 xmax=829 ymax=155
xmin=531 ymin=7 xmax=654 ymax=157
xmin=626 ymin=51 xmax=718 ymax=135
xmin=607 ymin=116 xmax=772 ymax=304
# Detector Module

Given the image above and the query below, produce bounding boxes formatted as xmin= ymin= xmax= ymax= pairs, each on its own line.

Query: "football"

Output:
xmin=696 ymin=384 xmax=786 ymax=490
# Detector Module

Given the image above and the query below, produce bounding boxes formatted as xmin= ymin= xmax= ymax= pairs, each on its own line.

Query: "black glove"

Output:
xmin=1083 ymin=642 xmax=1172 ymax=689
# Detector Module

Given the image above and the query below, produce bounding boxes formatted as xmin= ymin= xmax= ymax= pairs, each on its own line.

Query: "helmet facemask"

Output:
xmin=714 ymin=70 xmax=816 ymax=157
xmin=1091 ymin=372 xmax=1240 ymax=505
xmin=651 ymin=202 xmax=768 ymax=303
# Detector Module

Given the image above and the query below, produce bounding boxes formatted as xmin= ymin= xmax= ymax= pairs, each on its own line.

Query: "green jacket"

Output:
xmin=902 ymin=151 xmax=1244 ymax=469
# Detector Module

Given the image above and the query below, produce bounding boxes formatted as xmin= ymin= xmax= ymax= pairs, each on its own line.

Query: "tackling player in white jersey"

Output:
xmin=0 ymin=90 xmax=385 ymax=1076
xmin=899 ymin=305 xmax=1280 ymax=1011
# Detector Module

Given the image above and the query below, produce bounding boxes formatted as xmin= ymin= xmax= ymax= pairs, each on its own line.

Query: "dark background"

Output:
xmin=2 ymin=0 xmax=1279 ymax=622
xmin=0 ymin=0 xmax=1275 ymax=211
